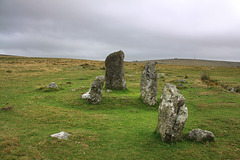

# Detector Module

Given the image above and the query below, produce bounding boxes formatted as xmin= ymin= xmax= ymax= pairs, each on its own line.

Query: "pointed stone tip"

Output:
xmin=109 ymin=50 xmax=124 ymax=56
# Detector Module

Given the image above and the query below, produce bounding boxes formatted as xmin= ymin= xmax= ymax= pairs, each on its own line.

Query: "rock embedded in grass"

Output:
xmin=47 ymin=82 xmax=58 ymax=88
xmin=105 ymin=50 xmax=127 ymax=90
xmin=83 ymin=75 xmax=105 ymax=104
xmin=156 ymin=83 xmax=188 ymax=142
xmin=185 ymin=129 xmax=215 ymax=142
xmin=178 ymin=83 xmax=184 ymax=87
xmin=140 ymin=62 xmax=158 ymax=106
xmin=51 ymin=132 xmax=71 ymax=140
xmin=82 ymin=89 xmax=90 ymax=99
xmin=157 ymin=73 xmax=165 ymax=78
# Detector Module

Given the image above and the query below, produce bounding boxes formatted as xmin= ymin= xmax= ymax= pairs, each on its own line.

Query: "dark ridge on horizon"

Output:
xmin=137 ymin=58 xmax=239 ymax=63
xmin=138 ymin=58 xmax=240 ymax=67
xmin=0 ymin=54 xmax=239 ymax=67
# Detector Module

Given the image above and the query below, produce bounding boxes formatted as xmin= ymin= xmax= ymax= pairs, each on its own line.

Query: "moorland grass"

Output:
xmin=0 ymin=56 xmax=239 ymax=159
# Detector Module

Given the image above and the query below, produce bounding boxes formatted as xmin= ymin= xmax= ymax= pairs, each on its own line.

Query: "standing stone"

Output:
xmin=105 ymin=50 xmax=127 ymax=90
xmin=140 ymin=62 xmax=158 ymax=106
xmin=156 ymin=83 xmax=188 ymax=142
xmin=82 ymin=75 xmax=105 ymax=104
xmin=185 ymin=129 xmax=215 ymax=142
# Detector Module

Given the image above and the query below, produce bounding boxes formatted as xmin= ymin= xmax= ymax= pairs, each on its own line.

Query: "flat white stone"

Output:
xmin=51 ymin=132 xmax=71 ymax=140
xmin=82 ymin=91 xmax=90 ymax=99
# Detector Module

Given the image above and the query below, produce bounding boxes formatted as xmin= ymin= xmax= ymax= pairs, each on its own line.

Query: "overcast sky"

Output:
xmin=0 ymin=0 xmax=240 ymax=61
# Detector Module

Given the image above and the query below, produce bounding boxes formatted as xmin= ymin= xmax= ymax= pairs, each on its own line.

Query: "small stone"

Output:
xmin=157 ymin=73 xmax=165 ymax=78
xmin=47 ymin=82 xmax=58 ymax=88
xmin=82 ymin=90 xmax=90 ymax=99
xmin=72 ymin=89 xmax=76 ymax=91
xmin=178 ymin=83 xmax=184 ymax=87
xmin=185 ymin=129 xmax=215 ymax=142
xmin=231 ymin=88 xmax=235 ymax=92
xmin=51 ymin=132 xmax=71 ymax=140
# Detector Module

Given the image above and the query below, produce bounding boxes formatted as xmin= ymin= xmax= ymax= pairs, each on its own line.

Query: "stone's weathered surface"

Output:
xmin=51 ymin=132 xmax=71 ymax=140
xmin=140 ymin=62 xmax=158 ymax=106
xmin=156 ymin=83 xmax=188 ymax=142
xmin=185 ymin=129 xmax=215 ymax=142
xmin=84 ymin=76 xmax=105 ymax=104
xmin=157 ymin=73 xmax=165 ymax=78
xmin=105 ymin=50 xmax=127 ymax=90
xmin=47 ymin=82 xmax=58 ymax=88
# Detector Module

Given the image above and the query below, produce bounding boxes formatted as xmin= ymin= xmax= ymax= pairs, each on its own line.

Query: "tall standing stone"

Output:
xmin=140 ymin=62 xmax=158 ymax=106
xmin=105 ymin=50 xmax=127 ymax=90
xmin=156 ymin=83 xmax=188 ymax=142
xmin=82 ymin=75 xmax=105 ymax=104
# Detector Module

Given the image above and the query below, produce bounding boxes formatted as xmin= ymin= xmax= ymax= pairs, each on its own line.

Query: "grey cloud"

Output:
xmin=0 ymin=0 xmax=240 ymax=61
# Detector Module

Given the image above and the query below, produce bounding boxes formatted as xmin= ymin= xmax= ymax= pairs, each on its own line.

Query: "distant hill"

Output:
xmin=1 ymin=54 xmax=239 ymax=67
xmin=0 ymin=54 xmax=23 ymax=57
xmin=0 ymin=54 xmax=11 ymax=56
xmin=138 ymin=59 xmax=240 ymax=67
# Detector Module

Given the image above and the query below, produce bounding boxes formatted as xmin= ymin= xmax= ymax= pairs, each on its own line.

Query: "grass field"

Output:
xmin=0 ymin=55 xmax=239 ymax=159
